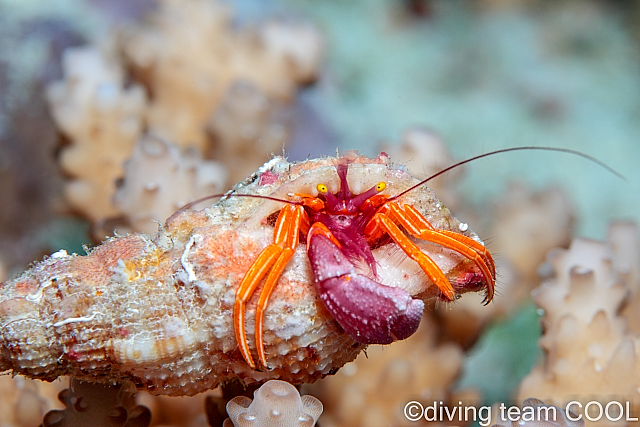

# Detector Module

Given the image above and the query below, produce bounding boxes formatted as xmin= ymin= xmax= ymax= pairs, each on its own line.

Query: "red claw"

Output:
xmin=307 ymin=233 xmax=425 ymax=344
xmin=233 ymin=155 xmax=496 ymax=370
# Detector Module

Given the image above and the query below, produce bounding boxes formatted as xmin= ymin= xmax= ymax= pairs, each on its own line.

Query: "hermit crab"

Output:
xmin=228 ymin=151 xmax=495 ymax=370
xmin=1 ymin=148 xmax=611 ymax=395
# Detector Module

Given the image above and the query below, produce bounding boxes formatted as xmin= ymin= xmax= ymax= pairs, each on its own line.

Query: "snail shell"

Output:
xmin=0 ymin=153 xmax=485 ymax=396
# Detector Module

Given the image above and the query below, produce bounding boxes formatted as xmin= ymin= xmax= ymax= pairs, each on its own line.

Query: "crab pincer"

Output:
xmin=307 ymin=232 xmax=425 ymax=344
xmin=233 ymin=153 xmax=497 ymax=370
xmin=0 ymin=150 xmax=617 ymax=394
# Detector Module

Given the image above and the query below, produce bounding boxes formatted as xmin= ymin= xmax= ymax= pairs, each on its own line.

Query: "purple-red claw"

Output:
xmin=307 ymin=234 xmax=425 ymax=344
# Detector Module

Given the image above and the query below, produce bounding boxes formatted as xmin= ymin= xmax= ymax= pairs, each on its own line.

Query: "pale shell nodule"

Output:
xmin=0 ymin=154 xmax=486 ymax=396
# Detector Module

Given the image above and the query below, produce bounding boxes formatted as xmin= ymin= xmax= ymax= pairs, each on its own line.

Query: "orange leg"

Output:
xmin=234 ymin=204 xmax=308 ymax=369
xmin=399 ymin=204 xmax=495 ymax=277
xmin=368 ymin=202 xmax=496 ymax=303
xmin=367 ymin=213 xmax=457 ymax=301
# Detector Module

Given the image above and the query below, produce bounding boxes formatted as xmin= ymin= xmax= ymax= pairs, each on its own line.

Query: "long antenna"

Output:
xmin=392 ymin=146 xmax=625 ymax=200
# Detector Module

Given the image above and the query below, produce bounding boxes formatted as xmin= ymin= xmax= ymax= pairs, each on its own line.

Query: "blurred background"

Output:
xmin=1 ymin=1 xmax=639 ymax=426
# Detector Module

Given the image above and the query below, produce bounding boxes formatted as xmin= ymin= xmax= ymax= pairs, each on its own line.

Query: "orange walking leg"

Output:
xmin=399 ymin=204 xmax=496 ymax=277
xmin=234 ymin=204 xmax=307 ymax=369
xmin=380 ymin=202 xmax=496 ymax=303
xmin=368 ymin=213 xmax=456 ymax=301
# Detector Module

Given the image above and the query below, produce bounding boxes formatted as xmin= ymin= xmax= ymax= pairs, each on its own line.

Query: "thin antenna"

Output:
xmin=392 ymin=146 xmax=624 ymax=200
xmin=166 ymin=193 xmax=301 ymax=224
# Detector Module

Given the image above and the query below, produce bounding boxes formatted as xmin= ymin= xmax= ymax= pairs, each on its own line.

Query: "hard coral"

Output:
xmin=46 ymin=0 xmax=323 ymax=235
xmin=0 ymin=376 xmax=65 ymax=427
xmin=518 ymin=222 xmax=640 ymax=418
xmin=379 ymin=127 xmax=460 ymax=209
xmin=42 ymin=379 xmax=150 ymax=427
xmin=47 ymin=46 xmax=147 ymax=221
xmin=438 ymin=183 xmax=574 ymax=347
xmin=308 ymin=315 xmax=466 ymax=427
xmin=208 ymin=81 xmax=292 ymax=184
xmin=121 ymin=0 xmax=323 ymax=150
xmin=223 ymin=380 xmax=322 ymax=427
xmin=113 ymin=135 xmax=228 ymax=234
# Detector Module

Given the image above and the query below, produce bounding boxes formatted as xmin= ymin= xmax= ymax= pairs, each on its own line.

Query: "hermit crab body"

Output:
xmin=0 ymin=153 xmax=494 ymax=396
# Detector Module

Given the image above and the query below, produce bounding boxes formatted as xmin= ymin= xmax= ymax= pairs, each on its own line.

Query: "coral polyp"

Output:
xmin=0 ymin=154 xmax=491 ymax=396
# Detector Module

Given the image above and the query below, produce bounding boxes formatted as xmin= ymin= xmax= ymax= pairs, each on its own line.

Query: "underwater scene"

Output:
xmin=1 ymin=0 xmax=640 ymax=426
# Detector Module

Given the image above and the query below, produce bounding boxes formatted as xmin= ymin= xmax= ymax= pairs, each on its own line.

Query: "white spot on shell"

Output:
xmin=181 ymin=235 xmax=202 ymax=282
xmin=458 ymin=222 xmax=469 ymax=232
xmin=51 ymin=249 xmax=68 ymax=259
xmin=50 ymin=312 xmax=103 ymax=328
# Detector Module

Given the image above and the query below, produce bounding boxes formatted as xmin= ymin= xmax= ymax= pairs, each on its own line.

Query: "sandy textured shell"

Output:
xmin=0 ymin=153 xmax=484 ymax=396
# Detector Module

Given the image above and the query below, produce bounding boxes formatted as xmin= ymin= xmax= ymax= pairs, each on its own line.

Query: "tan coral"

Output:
xmin=307 ymin=315 xmax=465 ymax=427
xmin=121 ymin=0 xmax=323 ymax=150
xmin=136 ymin=389 xmax=213 ymax=427
xmin=379 ymin=127 xmax=461 ymax=210
xmin=208 ymin=81 xmax=292 ymax=184
xmin=41 ymin=379 xmax=150 ymax=427
xmin=0 ymin=154 xmax=490 ymax=396
xmin=611 ymin=222 xmax=640 ymax=336
xmin=0 ymin=376 xmax=66 ymax=427
xmin=438 ymin=183 xmax=574 ymax=347
xmin=223 ymin=380 xmax=322 ymax=427
xmin=46 ymin=46 xmax=147 ymax=221
xmin=489 ymin=183 xmax=574 ymax=285
xmin=113 ymin=135 xmax=228 ymax=234
xmin=47 ymin=0 xmax=323 ymax=236
xmin=518 ymin=222 xmax=640 ymax=421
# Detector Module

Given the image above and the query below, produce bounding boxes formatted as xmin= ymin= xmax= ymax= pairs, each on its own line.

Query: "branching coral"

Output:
xmin=42 ymin=379 xmax=150 ymax=427
xmin=46 ymin=46 xmax=147 ymax=222
xmin=208 ymin=81 xmax=292 ymax=184
xmin=307 ymin=314 xmax=467 ymax=427
xmin=121 ymin=0 xmax=323 ymax=150
xmin=488 ymin=183 xmax=574 ymax=286
xmin=113 ymin=135 xmax=228 ymax=234
xmin=0 ymin=376 xmax=65 ymax=427
xmin=223 ymin=380 xmax=323 ymax=427
xmin=379 ymin=127 xmax=460 ymax=209
xmin=518 ymin=222 xmax=640 ymax=419
xmin=45 ymin=0 xmax=324 ymax=236
xmin=438 ymin=183 xmax=574 ymax=347
xmin=611 ymin=222 xmax=640 ymax=335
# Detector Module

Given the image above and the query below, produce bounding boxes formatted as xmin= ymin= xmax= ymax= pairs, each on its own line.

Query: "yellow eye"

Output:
xmin=376 ymin=182 xmax=386 ymax=192
xmin=317 ymin=184 xmax=328 ymax=193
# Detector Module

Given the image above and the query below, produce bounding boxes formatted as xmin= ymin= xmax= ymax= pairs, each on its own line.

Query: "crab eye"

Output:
xmin=317 ymin=184 xmax=328 ymax=194
xmin=376 ymin=182 xmax=386 ymax=192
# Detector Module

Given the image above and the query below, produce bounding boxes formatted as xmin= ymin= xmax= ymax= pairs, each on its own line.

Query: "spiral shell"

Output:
xmin=0 ymin=153 xmax=486 ymax=396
